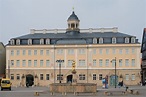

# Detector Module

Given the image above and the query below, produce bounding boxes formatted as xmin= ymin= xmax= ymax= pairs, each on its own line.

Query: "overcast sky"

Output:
xmin=0 ymin=0 xmax=146 ymax=45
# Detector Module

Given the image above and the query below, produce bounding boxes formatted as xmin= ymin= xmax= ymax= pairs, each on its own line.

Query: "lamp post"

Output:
xmin=56 ymin=59 xmax=64 ymax=83
xmin=114 ymin=57 xmax=117 ymax=88
xmin=111 ymin=57 xmax=117 ymax=88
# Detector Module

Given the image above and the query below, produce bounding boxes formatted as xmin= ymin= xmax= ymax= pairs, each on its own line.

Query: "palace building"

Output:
xmin=6 ymin=11 xmax=141 ymax=87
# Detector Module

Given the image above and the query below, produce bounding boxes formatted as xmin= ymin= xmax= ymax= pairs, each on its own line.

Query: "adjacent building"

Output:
xmin=141 ymin=28 xmax=146 ymax=85
xmin=6 ymin=11 xmax=141 ymax=87
xmin=0 ymin=42 xmax=6 ymax=80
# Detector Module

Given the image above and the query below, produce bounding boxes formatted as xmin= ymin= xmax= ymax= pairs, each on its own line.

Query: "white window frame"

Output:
xmin=131 ymin=74 xmax=135 ymax=80
xmin=105 ymin=59 xmax=109 ymax=66
xmin=40 ymin=39 xmax=44 ymax=44
xmin=28 ymin=39 xmax=32 ymax=45
xmin=16 ymin=39 xmax=20 ymax=45
xmin=131 ymin=37 xmax=135 ymax=43
xmin=99 ymin=38 xmax=103 ymax=44
xmin=125 ymin=37 xmax=129 ymax=43
xmin=93 ymin=59 xmax=96 ymax=66
xmin=93 ymin=38 xmax=97 ymax=44
xmin=46 ymin=39 xmax=50 ymax=44
xmin=112 ymin=37 xmax=116 ymax=43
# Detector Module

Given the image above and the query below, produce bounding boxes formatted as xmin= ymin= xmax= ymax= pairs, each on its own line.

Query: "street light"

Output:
xmin=56 ymin=59 xmax=64 ymax=83
xmin=111 ymin=57 xmax=117 ymax=88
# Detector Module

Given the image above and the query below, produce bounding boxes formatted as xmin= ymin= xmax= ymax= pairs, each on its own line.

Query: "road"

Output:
xmin=0 ymin=85 xmax=146 ymax=97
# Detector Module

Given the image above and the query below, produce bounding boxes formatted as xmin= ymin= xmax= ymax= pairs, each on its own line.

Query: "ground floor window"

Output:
xmin=93 ymin=74 xmax=97 ymax=80
xmin=40 ymin=74 xmax=44 ymax=80
xmin=79 ymin=74 xmax=85 ymax=80
xmin=99 ymin=74 xmax=102 ymax=80
xmin=11 ymin=74 xmax=14 ymax=80
xmin=46 ymin=74 xmax=50 ymax=80
xmin=131 ymin=74 xmax=135 ymax=80
xmin=57 ymin=74 xmax=63 ymax=80
xmin=16 ymin=74 xmax=20 ymax=80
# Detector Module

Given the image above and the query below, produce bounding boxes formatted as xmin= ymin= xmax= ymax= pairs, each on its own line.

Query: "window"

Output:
xmin=40 ymin=60 xmax=43 ymax=67
xmin=28 ymin=60 xmax=32 ymax=67
xmin=40 ymin=74 xmax=43 ymax=80
xmin=11 ymin=60 xmax=14 ymax=66
xmin=22 ymin=60 xmax=26 ymax=67
xmin=40 ymin=39 xmax=44 ymax=44
xmin=131 ymin=59 xmax=135 ymax=67
xmin=57 ymin=74 xmax=63 ymax=80
xmin=131 ymin=37 xmax=135 ymax=43
xmin=16 ymin=39 xmax=20 ymax=45
xmin=79 ymin=60 xmax=85 ymax=66
xmin=28 ymin=50 xmax=31 ymax=55
xmin=119 ymin=49 xmax=122 ymax=54
xmin=93 ymin=59 xmax=96 ymax=66
xmin=119 ymin=59 xmax=122 ymax=67
xmin=79 ymin=74 xmax=85 ymax=80
xmin=23 ymin=50 xmax=26 ymax=55
xmin=93 ymin=49 xmax=96 ymax=54
xmin=105 ymin=59 xmax=109 ymax=66
xmin=93 ymin=38 xmax=97 ymax=44
xmin=112 ymin=49 xmax=116 ymax=54
xmin=112 ymin=37 xmax=116 ymax=43
xmin=46 ymin=60 xmax=50 ymax=67
xmin=99 ymin=74 xmax=102 ymax=80
xmin=28 ymin=39 xmax=32 ymax=45
xmin=16 ymin=60 xmax=20 ymax=67
xmin=46 ymin=50 xmax=49 ymax=55
xmin=125 ymin=59 xmax=129 ymax=66
xmin=99 ymin=49 xmax=102 ymax=54
xmin=125 ymin=48 xmax=129 ymax=54
xmin=46 ymin=39 xmax=50 ymax=44
xmin=68 ymin=49 xmax=74 ymax=55
xmin=57 ymin=49 xmax=63 ymax=54
xmin=34 ymin=50 xmax=37 ymax=55
xmin=16 ymin=74 xmax=20 ymax=80
xmin=11 ymin=50 xmax=14 ymax=56
xmin=11 ymin=74 xmax=14 ymax=80
xmin=46 ymin=74 xmax=50 ymax=80
xmin=99 ymin=59 xmax=103 ymax=67
xmin=16 ymin=50 xmax=20 ymax=55
xmin=131 ymin=74 xmax=135 ymax=80
xmin=93 ymin=74 xmax=96 ymax=80
xmin=99 ymin=38 xmax=103 ymax=44
xmin=79 ymin=49 xmax=85 ymax=54
xmin=125 ymin=74 xmax=129 ymax=80
xmin=40 ymin=50 xmax=43 ymax=55
xmin=132 ymin=48 xmax=135 ymax=54
xmin=68 ymin=60 xmax=73 ymax=66
xmin=10 ymin=39 xmax=15 ymax=45
xmin=125 ymin=37 xmax=129 ymax=43
xmin=106 ymin=49 xmax=109 ymax=54
xmin=34 ymin=60 xmax=37 ymax=67
xmin=112 ymin=59 xmax=115 ymax=67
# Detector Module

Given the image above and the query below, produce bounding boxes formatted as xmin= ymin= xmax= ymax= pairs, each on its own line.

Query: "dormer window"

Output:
xmin=40 ymin=39 xmax=44 ymax=44
xmin=46 ymin=39 xmax=50 ymax=44
xmin=28 ymin=39 xmax=32 ymax=45
xmin=16 ymin=39 xmax=20 ymax=45
xmin=93 ymin=38 xmax=97 ymax=44
xmin=131 ymin=37 xmax=135 ymax=43
xmin=112 ymin=37 xmax=116 ymax=44
xmin=99 ymin=38 xmax=103 ymax=44
xmin=10 ymin=39 xmax=15 ymax=45
xmin=125 ymin=37 xmax=129 ymax=43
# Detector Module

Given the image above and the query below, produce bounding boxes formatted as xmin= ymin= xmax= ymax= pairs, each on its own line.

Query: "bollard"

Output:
xmin=34 ymin=92 xmax=39 ymax=96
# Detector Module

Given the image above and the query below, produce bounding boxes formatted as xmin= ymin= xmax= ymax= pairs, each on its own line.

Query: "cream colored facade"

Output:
xmin=6 ymin=43 xmax=141 ymax=87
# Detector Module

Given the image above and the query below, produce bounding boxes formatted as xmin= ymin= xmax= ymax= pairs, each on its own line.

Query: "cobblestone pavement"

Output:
xmin=0 ymin=85 xmax=146 ymax=97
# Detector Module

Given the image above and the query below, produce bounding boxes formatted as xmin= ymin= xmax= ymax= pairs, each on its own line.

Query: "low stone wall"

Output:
xmin=50 ymin=83 xmax=97 ymax=94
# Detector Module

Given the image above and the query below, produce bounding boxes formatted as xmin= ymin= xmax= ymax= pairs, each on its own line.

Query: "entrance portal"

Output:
xmin=26 ymin=74 xmax=34 ymax=86
xmin=67 ymin=75 xmax=73 ymax=83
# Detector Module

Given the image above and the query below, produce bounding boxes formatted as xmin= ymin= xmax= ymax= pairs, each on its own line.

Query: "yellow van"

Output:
xmin=1 ymin=78 xmax=11 ymax=91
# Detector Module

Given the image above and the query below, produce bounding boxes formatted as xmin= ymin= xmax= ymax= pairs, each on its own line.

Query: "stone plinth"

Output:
xmin=50 ymin=83 xmax=97 ymax=94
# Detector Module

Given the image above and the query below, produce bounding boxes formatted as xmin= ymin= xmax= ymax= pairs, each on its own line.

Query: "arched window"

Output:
xmin=125 ymin=37 xmax=129 ymax=43
xmin=112 ymin=37 xmax=116 ymax=44
xmin=99 ymin=38 xmax=103 ymax=44
xmin=46 ymin=39 xmax=50 ymax=44
xmin=10 ymin=39 xmax=15 ymax=45
xmin=28 ymin=39 xmax=32 ymax=45
xmin=16 ymin=39 xmax=20 ymax=45
xmin=131 ymin=37 xmax=135 ymax=43
xmin=40 ymin=39 xmax=44 ymax=44
xmin=93 ymin=38 xmax=97 ymax=44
